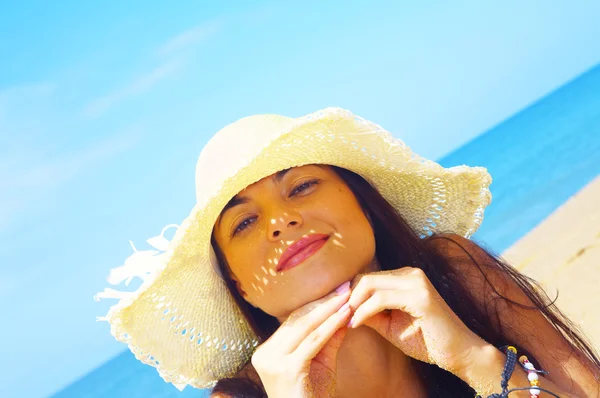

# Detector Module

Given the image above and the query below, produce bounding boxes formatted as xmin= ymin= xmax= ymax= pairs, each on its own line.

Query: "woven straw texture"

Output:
xmin=95 ymin=107 xmax=492 ymax=390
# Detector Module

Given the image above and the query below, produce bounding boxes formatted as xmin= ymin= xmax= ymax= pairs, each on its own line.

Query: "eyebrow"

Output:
xmin=217 ymin=168 xmax=291 ymax=227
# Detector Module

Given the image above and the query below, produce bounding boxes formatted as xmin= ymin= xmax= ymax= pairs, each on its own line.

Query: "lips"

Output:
xmin=276 ymin=233 xmax=330 ymax=272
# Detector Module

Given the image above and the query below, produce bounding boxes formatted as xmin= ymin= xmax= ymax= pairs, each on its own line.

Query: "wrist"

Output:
xmin=453 ymin=342 xmax=507 ymax=396
xmin=452 ymin=342 xmax=575 ymax=398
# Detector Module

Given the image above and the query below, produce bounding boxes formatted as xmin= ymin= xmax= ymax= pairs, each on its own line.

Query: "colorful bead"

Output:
xmin=524 ymin=362 xmax=535 ymax=370
xmin=514 ymin=353 xmax=545 ymax=396
xmin=519 ymin=355 xmax=529 ymax=364
xmin=493 ymin=346 xmax=547 ymax=397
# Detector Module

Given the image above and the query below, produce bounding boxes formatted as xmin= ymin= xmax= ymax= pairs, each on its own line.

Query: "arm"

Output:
xmin=431 ymin=234 xmax=600 ymax=397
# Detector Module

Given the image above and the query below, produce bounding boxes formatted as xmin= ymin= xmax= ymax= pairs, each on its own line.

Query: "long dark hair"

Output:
xmin=211 ymin=166 xmax=600 ymax=397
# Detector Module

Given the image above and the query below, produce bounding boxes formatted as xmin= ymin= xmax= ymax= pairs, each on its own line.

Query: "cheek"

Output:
xmin=234 ymin=268 xmax=300 ymax=318
xmin=227 ymin=244 xmax=287 ymax=312
xmin=247 ymin=282 xmax=291 ymax=318
xmin=330 ymin=199 xmax=376 ymax=263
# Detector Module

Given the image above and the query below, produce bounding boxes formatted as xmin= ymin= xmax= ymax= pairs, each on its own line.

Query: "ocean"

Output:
xmin=51 ymin=64 xmax=600 ymax=398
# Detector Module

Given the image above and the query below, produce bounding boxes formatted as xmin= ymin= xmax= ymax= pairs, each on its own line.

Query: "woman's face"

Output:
xmin=213 ymin=165 xmax=377 ymax=320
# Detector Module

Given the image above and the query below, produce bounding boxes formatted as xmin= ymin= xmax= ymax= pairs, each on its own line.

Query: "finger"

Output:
xmin=362 ymin=310 xmax=418 ymax=339
xmin=293 ymin=301 xmax=352 ymax=366
xmin=361 ymin=311 xmax=390 ymax=335
xmin=350 ymin=267 xmax=421 ymax=289
xmin=310 ymin=326 xmax=348 ymax=398
xmin=276 ymin=282 xmax=351 ymax=352
xmin=348 ymin=273 xmax=415 ymax=311
xmin=349 ymin=290 xmax=417 ymax=329
xmin=313 ymin=327 xmax=348 ymax=371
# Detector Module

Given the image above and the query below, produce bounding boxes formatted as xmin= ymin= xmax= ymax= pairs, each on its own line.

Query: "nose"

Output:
xmin=267 ymin=206 xmax=303 ymax=240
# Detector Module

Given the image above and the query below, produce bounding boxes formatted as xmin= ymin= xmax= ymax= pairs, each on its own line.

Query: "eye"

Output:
xmin=233 ymin=216 xmax=257 ymax=236
xmin=290 ymin=179 xmax=319 ymax=197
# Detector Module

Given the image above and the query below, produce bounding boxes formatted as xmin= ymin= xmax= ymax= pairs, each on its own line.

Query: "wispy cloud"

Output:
xmin=0 ymin=131 xmax=140 ymax=233
xmin=0 ymin=82 xmax=56 ymax=102
xmin=0 ymin=82 xmax=56 ymax=125
xmin=156 ymin=19 xmax=222 ymax=57
xmin=82 ymin=59 xmax=182 ymax=118
xmin=5 ymin=134 xmax=138 ymax=190
xmin=83 ymin=19 xmax=222 ymax=119
xmin=2 ymin=18 xmax=226 ymax=230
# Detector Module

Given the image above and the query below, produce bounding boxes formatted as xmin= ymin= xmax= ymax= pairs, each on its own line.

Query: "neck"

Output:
xmin=335 ymin=325 xmax=427 ymax=397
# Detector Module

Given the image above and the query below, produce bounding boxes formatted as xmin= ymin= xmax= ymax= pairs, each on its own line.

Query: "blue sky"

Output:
xmin=1 ymin=1 xmax=599 ymax=397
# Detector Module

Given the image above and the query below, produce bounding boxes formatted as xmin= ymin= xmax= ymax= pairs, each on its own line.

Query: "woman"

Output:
xmin=96 ymin=108 xmax=600 ymax=397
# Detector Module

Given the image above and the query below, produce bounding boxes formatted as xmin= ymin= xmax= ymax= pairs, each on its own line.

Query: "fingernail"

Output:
xmin=335 ymin=281 xmax=350 ymax=294
xmin=347 ymin=317 xmax=354 ymax=328
xmin=338 ymin=303 xmax=350 ymax=313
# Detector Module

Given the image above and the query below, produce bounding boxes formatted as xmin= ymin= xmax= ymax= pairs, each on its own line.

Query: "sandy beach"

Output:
xmin=502 ymin=175 xmax=600 ymax=352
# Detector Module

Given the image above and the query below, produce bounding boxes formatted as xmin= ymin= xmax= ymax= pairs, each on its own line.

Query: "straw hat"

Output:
xmin=95 ymin=107 xmax=492 ymax=390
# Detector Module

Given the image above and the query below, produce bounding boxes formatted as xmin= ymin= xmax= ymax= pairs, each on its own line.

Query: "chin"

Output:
xmin=303 ymin=257 xmax=365 ymax=294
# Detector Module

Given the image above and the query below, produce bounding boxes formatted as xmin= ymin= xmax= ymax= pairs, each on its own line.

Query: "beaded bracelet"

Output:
xmin=476 ymin=345 xmax=556 ymax=398
xmin=519 ymin=354 xmax=549 ymax=398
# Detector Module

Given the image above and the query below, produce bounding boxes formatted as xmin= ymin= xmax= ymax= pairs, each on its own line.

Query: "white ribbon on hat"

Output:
xmin=94 ymin=224 xmax=180 ymax=304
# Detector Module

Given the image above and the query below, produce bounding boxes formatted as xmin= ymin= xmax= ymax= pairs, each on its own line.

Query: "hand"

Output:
xmin=251 ymin=281 xmax=352 ymax=398
xmin=347 ymin=267 xmax=486 ymax=374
